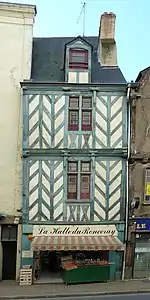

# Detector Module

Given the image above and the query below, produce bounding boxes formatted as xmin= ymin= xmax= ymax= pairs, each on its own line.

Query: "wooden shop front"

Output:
xmin=31 ymin=224 xmax=125 ymax=284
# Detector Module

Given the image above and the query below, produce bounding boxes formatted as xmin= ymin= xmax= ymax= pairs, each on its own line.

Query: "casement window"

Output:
xmin=80 ymin=162 xmax=91 ymax=199
xmin=67 ymin=161 xmax=91 ymax=200
xmin=68 ymin=96 xmax=92 ymax=131
xmin=68 ymin=97 xmax=79 ymax=130
xmin=82 ymin=97 xmax=92 ymax=131
xmin=69 ymin=49 xmax=88 ymax=69
xmin=68 ymin=162 xmax=78 ymax=199
xmin=144 ymin=169 xmax=150 ymax=201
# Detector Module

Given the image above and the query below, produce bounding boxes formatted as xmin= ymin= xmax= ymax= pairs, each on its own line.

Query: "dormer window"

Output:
xmin=69 ymin=49 xmax=88 ymax=69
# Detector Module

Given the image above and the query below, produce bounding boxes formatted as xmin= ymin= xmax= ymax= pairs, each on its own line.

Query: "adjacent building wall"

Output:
xmin=130 ymin=70 xmax=150 ymax=217
xmin=125 ymin=68 xmax=150 ymax=279
xmin=0 ymin=2 xmax=36 ymax=281
xmin=0 ymin=2 xmax=36 ymax=215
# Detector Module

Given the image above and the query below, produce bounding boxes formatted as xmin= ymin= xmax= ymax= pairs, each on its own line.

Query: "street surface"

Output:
xmin=27 ymin=293 xmax=150 ymax=300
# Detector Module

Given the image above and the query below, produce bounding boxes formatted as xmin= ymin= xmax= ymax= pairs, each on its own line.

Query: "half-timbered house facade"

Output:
xmin=21 ymin=13 xmax=128 ymax=281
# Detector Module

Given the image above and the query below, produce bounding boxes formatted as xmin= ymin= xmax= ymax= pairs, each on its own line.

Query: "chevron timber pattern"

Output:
xmin=54 ymin=95 xmax=65 ymax=148
xmin=110 ymin=96 xmax=123 ymax=148
xmin=94 ymin=160 xmax=123 ymax=221
xmin=53 ymin=161 xmax=64 ymax=221
xmin=95 ymin=95 xmax=124 ymax=149
xmin=28 ymin=95 xmax=51 ymax=149
xmin=94 ymin=161 xmax=107 ymax=220
xmin=28 ymin=160 xmax=51 ymax=221
xmin=95 ymin=96 xmax=107 ymax=148
xmin=28 ymin=159 xmax=64 ymax=222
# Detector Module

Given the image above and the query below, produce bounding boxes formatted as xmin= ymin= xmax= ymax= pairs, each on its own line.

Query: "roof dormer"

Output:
xmin=65 ymin=36 xmax=92 ymax=84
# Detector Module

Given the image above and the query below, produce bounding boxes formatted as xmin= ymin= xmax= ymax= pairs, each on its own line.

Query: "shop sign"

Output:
xmin=136 ymin=218 xmax=150 ymax=231
xmin=22 ymin=250 xmax=33 ymax=258
xmin=33 ymin=225 xmax=117 ymax=237
xmin=145 ymin=183 xmax=150 ymax=195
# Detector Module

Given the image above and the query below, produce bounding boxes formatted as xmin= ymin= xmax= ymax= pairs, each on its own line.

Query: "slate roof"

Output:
xmin=136 ymin=66 xmax=150 ymax=82
xmin=31 ymin=36 xmax=126 ymax=84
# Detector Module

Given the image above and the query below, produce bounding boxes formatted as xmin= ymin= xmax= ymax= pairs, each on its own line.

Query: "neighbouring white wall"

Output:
xmin=0 ymin=3 xmax=36 ymax=216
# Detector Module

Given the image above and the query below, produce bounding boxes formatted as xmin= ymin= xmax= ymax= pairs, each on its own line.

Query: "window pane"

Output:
xmin=82 ymin=97 xmax=92 ymax=108
xmin=81 ymin=162 xmax=90 ymax=172
xmin=68 ymin=175 xmax=77 ymax=199
xmin=81 ymin=176 xmax=90 ymax=192
xmin=82 ymin=111 xmax=91 ymax=125
xmin=70 ymin=50 xmax=88 ymax=63
xmin=68 ymin=175 xmax=77 ymax=192
xmin=68 ymin=162 xmax=78 ymax=172
xmin=147 ymin=176 xmax=150 ymax=183
xmin=145 ymin=195 xmax=150 ymax=201
xmin=80 ymin=175 xmax=90 ymax=199
xmin=146 ymin=169 xmax=150 ymax=177
xmin=69 ymin=97 xmax=79 ymax=108
xmin=72 ymin=51 xmax=85 ymax=57
xmin=69 ymin=111 xmax=78 ymax=125
xmin=71 ymin=55 xmax=86 ymax=63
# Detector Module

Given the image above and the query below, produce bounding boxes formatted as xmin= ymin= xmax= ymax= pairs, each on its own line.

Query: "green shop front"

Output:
xmin=26 ymin=224 xmax=125 ymax=284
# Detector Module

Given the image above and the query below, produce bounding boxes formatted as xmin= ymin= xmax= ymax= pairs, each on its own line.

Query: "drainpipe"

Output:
xmin=122 ymin=82 xmax=131 ymax=280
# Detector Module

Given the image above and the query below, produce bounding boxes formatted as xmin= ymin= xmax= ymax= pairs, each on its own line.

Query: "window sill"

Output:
xmin=68 ymin=130 xmax=92 ymax=133
xmin=143 ymin=202 xmax=150 ymax=206
xmin=66 ymin=199 xmax=90 ymax=203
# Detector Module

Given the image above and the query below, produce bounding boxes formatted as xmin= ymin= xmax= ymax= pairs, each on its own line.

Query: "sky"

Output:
xmin=2 ymin=0 xmax=150 ymax=81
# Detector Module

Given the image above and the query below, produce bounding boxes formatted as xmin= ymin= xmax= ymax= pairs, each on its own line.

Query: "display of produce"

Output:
xmin=61 ymin=255 xmax=111 ymax=284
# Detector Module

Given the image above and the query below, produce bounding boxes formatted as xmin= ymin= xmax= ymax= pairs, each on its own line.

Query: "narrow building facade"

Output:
xmin=21 ymin=13 xmax=128 ymax=282
xmin=0 ymin=2 xmax=36 ymax=281
xmin=126 ymin=67 xmax=150 ymax=279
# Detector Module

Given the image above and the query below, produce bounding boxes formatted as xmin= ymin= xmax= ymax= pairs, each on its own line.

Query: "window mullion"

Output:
xmin=77 ymin=161 xmax=81 ymax=200
xmin=79 ymin=95 xmax=82 ymax=131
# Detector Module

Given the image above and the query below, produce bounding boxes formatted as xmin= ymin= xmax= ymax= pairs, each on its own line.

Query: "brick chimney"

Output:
xmin=98 ymin=12 xmax=117 ymax=66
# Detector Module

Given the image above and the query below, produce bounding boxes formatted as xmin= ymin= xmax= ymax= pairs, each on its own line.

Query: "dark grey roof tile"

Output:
xmin=31 ymin=36 xmax=126 ymax=84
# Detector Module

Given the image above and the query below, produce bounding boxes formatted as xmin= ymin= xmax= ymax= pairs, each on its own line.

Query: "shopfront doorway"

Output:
xmin=1 ymin=225 xmax=17 ymax=280
xmin=34 ymin=251 xmax=63 ymax=283
xmin=134 ymin=233 xmax=150 ymax=278
xmin=2 ymin=241 xmax=17 ymax=280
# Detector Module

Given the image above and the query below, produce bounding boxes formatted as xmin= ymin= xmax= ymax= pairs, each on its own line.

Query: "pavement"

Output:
xmin=25 ymin=295 xmax=150 ymax=300
xmin=26 ymin=295 xmax=150 ymax=300
xmin=1 ymin=280 xmax=150 ymax=299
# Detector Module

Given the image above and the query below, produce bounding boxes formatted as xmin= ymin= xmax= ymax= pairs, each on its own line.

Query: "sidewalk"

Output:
xmin=1 ymin=279 xmax=150 ymax=299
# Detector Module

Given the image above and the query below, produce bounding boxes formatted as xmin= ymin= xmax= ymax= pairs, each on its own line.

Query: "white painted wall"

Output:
xmin=0 ymin=3 xmax=36 ymax=215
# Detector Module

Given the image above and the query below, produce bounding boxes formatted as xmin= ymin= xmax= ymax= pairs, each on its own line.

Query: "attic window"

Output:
xmin=69 ymin=49 xmax=88 ymax=69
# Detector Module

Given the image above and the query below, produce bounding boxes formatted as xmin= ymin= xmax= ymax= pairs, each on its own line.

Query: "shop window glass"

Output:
xmin=144 ymin=169 xmax=150 ymax=202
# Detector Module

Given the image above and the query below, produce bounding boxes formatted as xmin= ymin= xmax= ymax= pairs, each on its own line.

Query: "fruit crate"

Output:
xmin=20 ymin=267 xmax=32 ymax=285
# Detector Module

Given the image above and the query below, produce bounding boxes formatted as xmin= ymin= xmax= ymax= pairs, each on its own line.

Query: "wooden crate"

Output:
xmin=20 ymin=268 xmax=32 ymax=285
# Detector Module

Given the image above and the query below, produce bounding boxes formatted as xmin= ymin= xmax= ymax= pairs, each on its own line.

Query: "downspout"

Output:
xmin=122 ymin=82 xmax=131 ymax=280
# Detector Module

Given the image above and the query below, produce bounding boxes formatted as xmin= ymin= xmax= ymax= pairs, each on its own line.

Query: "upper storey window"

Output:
xmin=69 ymin=49 xmax=88 ymax=69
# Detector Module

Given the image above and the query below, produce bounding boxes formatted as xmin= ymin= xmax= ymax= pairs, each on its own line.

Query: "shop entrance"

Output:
xmin=2 ymin=241 xmax=17 ymax=280
xmin=134 ymin=233 xmax=150 ymax=278
xmin=33 ymin=250 xmax=110 ymax=284
xmin=34 ymin=251 xmax=63 ymax=283
xmin=1 ymin=225 xmax=17 ymax=280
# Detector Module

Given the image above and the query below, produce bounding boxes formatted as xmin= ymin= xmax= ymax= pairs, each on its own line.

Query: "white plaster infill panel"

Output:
xmin=79 ymin=71 xmax=88 ymax=83
xmin=68 ymin=72 xmax=76 ymax=83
